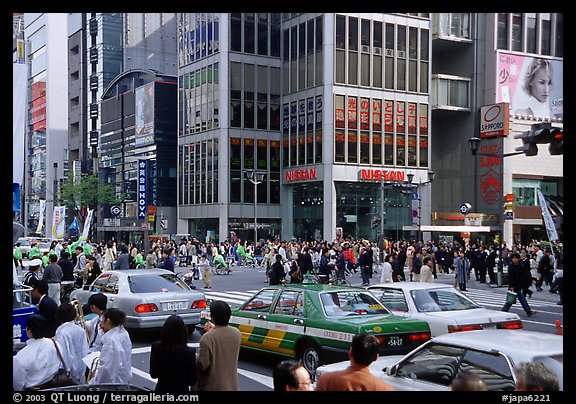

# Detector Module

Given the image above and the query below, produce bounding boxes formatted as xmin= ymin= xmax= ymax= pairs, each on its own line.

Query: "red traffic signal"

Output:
xmin=549 ymin=128 xmax=563 ymax=155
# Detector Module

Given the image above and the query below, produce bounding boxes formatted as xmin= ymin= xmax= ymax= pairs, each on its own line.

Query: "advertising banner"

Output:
xmin=497 ymin=52 xmax=563 ymax=120
xmin=137 ymin=160 xmax=148 ymax=220
xmin=80 ymin=209 xmax=93 ymax=242
xmin=135 ymin=82 xmax=155 ymax=141
xmin=51 ymin=206 xmax=66 ymax=239
xmin=537 ymin=191 xmax=559 ymax=242
xmin=36 ymin=199 xmax=46 ymax=234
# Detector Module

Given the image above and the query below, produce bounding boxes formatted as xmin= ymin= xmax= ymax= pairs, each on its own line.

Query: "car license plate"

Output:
xmin=483 ymin=324 xmax=497 ymax=330
xmin=163 ymin=301 xmax=187 ymax=311
xmin=386 ymin=335 xmax=404 ymax=348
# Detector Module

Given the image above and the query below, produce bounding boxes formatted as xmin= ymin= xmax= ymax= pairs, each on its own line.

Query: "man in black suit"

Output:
xmin=31 ymin=279 xmax=60 ymax=337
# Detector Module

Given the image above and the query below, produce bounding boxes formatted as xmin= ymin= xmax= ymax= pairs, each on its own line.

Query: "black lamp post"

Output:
xmin=468 ymin=137 xmax=523 ymax=287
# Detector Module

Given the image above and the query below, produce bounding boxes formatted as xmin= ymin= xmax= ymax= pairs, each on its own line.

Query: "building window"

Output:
xmin=497 ymin=13 xmax=508 ymax=50
xmin=397 ymin=26 xmax=406 ymax=91
xmin=554 ymin=13 xmax=563 ymax=57
xmin=348 ymin=17 xmax=358 ymax=85
xmin=432 ymin=75 xmax=470 ymax=109
xmin=511 ymin=13 xmax=522 ymax=52
xmin=385 ymin=23 xmax=395 ymax=89
xmin=244 ymin=13 xmax=255 ymax=54
xmin=540 ymin=13 xmax=552 ymax=56
xmin=526 ymin=13 xmax=537 ymax=54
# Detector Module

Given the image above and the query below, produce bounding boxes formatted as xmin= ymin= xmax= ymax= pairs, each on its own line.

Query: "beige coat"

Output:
xmin=196 ymin=325 xmax=242 ymax=391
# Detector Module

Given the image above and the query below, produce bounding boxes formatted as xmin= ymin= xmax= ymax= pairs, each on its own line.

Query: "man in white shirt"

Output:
xmin=85 ymin=293 xmax=108 ymax=353
xmin=13 ymin=315 xmax=61 ymax=391
xmin=55 ymin=303 xmax=89 ymax=382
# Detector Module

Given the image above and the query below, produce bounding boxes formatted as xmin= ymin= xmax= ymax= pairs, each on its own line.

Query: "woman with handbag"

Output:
xmin=55 ymin=302 xmax=90 ymax=383
xmin=13 ymin=315 xmax=62 ymax=391
xmin=501 ymin=253 xmax=537 ymax=317
xmin=89 ymin=308 xmax=132 ymax=385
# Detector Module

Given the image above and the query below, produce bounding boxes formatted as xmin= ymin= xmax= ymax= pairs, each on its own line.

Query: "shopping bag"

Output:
xmin=506 ymin=291 xmax=517 ymax=305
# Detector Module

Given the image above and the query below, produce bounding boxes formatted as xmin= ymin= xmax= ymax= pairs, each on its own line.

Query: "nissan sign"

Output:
xmin=480 ymin=103 xmax=509 ymax=138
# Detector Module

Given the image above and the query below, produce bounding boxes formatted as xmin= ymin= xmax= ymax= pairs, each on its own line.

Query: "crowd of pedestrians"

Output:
xmin=13 ymin=231 xmax=562 ymax=391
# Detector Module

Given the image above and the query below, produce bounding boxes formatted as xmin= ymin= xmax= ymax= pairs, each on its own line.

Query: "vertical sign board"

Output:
xmin=138 ymin=160 xmax=147 ymax=220
xmin=537 ymin=191 xmax=559 ymax=242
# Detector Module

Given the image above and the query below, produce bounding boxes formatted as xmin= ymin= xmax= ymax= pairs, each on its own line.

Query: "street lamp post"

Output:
xmin=245 ymin=170 xmax=266 ymax=244
xmin=468 ymin=137 xmax=523 ymax=287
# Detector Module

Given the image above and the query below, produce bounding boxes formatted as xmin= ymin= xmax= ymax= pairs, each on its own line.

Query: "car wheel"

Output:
xmin=298 ymin=341 xmax=321 ymax=374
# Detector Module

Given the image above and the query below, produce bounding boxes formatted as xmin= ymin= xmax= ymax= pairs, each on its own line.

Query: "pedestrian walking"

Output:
xmin=89 ymin=308 xmax=132 ymax=385
xmin=419 ymin=256 xmax=434 ymax=283
xmin=42 ymin=254 xmax=63 ymax=306
xmin=196 ymin=300 xmax=242 ymax=391
xmin=454 ymin=250 xmax=471 ymax=291
xmin=501 ymin=253 xmax=537 ymax=317
xmin=380 ymin=252 xmax=394 ymax=283
xmin=197 ymin=254 xmax=211 ymax=289
xmin=535 ymin=249 xmax=554 ymax=291
xmin=55 ymin=302 xmax=89 ymax=383
xmin=150 ymin=314 xmax=197 ymax=392
xmin=13 ymin=315 xmax=62 ymax=391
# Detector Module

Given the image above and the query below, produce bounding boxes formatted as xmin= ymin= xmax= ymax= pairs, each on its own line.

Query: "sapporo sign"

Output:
xmin=480 ymin=103 xmax=509 ymax=138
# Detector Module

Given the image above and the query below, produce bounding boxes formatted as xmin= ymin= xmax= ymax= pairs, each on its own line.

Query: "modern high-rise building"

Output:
xmin=430 ymin=13 xmax=563 ymax=245
xmin=177 ymin=13 xmax=434 ymax=243
xmin=23 ymin=13 xmax=70 ymax=236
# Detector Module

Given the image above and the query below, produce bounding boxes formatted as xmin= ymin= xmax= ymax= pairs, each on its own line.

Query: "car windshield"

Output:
xmin=17 ymin=238 xmax=31 ymax=246
xmin=320 ymin=291 xmax=390 ymax=317
xmin=411 ymin=289 xmax=480 ymax=313
xmin=128 ymin=273 xmax=190 ymax=293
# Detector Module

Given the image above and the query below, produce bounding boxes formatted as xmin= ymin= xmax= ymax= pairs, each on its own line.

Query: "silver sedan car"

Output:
xmin=367 ymin=282 xmax=523 ymax=336
xmin=315 ymin=329 xmax=563 ymax=391
xmin=69 ymin=269 xmax=206 ymax=329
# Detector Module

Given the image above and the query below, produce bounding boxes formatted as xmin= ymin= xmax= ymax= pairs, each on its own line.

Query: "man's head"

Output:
xmin=28 ymin=258 xmax=42 ymax=272
xmin=32 ymin=279 xmax=49 ymax=300
xmin=349 ymin=332 xmax=380 ymax=366
xmin=273 ymin=359 xmax=312 ymax=391
xmin=209 ymin=300 xmax=232 ymax=326
xmin=514 ymin=361 xmax=559 ymax=391
xmin=88 ymin=293 xmax=108 ymax=314
xmin=450 ymin=371 xmax=488 ymax=391
xmin=49 ymin=254 xmax=58 ymax=264
xmin=26 ymin=314 xmax=49 ymax=339
xmin=76 ymin=246 xmax=83 ymax=255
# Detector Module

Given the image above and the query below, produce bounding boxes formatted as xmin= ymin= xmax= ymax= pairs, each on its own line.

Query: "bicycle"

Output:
xmin=309 ymin=266 xmax=351 ymax=286
xmin=211 ymin=261 xmax=230 ymax=275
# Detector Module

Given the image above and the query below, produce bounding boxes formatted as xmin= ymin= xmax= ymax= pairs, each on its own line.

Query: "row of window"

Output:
xmin=282 ymin=16 xmax=324 ymax=93
xmin=230 ymin=62 xmax=281 ymax=131
xmin=229 ymin=137 xmax=281 ymax=204
xmin=497 ymin=13 xmax=562 ymax=57
xmin=334 ymin=96 xmax=429 ymax=168
xmin=180 ymin=63 xmax=220 ymax=135
xmin=282 ymin=96 xmax=323 ymax=167
xmin=178 ymin=13 xmax=221 ymax=67
xmin=178 ymin=139 xmax=219 ymax=206
xmin=335 ymin=15 xmax=429 ymax=92
xmin=230 ymin=13 xmax=281 ymax=58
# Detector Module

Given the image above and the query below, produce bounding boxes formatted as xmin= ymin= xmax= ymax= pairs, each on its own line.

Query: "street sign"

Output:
xmin=412 ymin=192 xmax=419 ymax=200
xmin=505 ymin=211 xmax=514 ymax=220
xmin=459 ymin=203 xmax=472 ymax=215
xmin=110 ymin=205 xmax=121 ymax=216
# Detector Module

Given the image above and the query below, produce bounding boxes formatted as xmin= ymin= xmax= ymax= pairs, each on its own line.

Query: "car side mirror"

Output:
xmin=386 ymin=364 xmax=398 ymax=376
xmin=83 ymin=285 xmax=90 ymax=291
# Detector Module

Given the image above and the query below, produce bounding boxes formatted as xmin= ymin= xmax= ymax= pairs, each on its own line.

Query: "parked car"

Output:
xmin=198 ymin=282 xmax=431 ymax=374
xmin=69 ymin=269 xmax=206 ymax=330
xmin=367 ymin=282 xmax=523 ymax=336
xmin=16 ymin=236 xmax=52 ymax=258
xmin=315 ymin=329 xmax=563 ymax=391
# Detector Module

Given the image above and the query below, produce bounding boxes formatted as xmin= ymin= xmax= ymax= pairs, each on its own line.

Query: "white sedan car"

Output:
xmin=367 ymin=282 xmax=522 ymax=336
xmin=315 ymin=329 xmax=563 ymax=391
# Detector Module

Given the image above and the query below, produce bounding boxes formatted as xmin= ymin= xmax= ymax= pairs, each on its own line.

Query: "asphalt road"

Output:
xmin=125 ymin=263 xmax=563 ymax=391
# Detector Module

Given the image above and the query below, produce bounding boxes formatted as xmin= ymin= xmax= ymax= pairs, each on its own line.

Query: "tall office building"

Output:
xmin=23 ymin=13 xmax=69 ymax=236
xmin=178 ymin=13 xmax=433 ymax=243
xmin=431 ymin=13 xmax=563 ymax=245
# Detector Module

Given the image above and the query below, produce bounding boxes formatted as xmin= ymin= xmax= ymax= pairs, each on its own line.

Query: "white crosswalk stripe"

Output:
xmin=203 ymin=290 xmax=258 ymax=306
xmin=462 ymin=289 xmax=561 ymax=309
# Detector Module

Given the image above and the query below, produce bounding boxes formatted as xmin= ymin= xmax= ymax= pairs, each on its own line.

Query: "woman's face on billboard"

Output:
xmin=530 ymin=68 xmax=551 ymax=103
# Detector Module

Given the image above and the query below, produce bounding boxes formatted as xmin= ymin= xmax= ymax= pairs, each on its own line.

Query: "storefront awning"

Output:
xmin=403 ymin=225 xmax=492 ymax=233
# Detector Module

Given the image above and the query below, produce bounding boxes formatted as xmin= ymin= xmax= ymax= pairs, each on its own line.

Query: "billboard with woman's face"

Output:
xmin=497 ymin=52 xmax=563 ymax=120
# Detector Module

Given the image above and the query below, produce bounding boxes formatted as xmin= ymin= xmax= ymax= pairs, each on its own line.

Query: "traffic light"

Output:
xmin=548 ymin=127 xmax=563 ymax=155
xmin=514 ymin=124 xmax=551 ymax=156
xmin=514 ymin=124 xmax=562 ymax=156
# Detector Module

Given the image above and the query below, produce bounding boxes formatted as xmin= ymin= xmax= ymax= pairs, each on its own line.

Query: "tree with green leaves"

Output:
xmin=59 ymin=173 xmax=123 ymax=239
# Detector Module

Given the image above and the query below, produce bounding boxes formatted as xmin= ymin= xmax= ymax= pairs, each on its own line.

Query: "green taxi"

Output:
xmin=199 ymin=280 xmax=431 ymax=373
